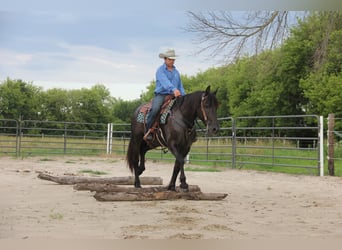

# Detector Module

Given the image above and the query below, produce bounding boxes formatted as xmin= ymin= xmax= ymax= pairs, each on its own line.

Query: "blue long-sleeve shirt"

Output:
xmin=154 ymin=63 xmax=186 ymax=95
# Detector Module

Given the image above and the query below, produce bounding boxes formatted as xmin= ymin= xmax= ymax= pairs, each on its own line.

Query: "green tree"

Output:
xmin=299 ymin=12 xmax=342 ymax=117
xmin=301 ymin=73 xmax=342 ymax=117
xmin=112 ymin=98 xmax=144 ymax=123
xmin=40 ymin=88 xmax=71 ymax=121
xmin=0 ymin=78 xmax=42 ymax=120
xmin=68 ymin=84 xmax=113 ymax=124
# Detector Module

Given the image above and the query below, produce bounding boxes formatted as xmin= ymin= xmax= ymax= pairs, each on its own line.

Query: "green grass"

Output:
xmin=39 ymin=158 xmax=56 ymax=161
xmin=78 ymin=169 xmax=108 ymax=175
xmin=145 ymin=138 xmax=342 ymax=176
xmin=1 ymin=135 xmax=342 ymax=176
xmin=8 ymin=135 xmax=108 ymax=156
xmin=185 ymin=166 xmax=222 ymax=172
xmin=49 ymin=211 xmax=63 ymax=220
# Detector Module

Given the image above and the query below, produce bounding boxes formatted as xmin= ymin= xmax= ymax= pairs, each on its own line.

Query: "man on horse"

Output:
xmin=143 ymin=49 xmax=186 ymax=141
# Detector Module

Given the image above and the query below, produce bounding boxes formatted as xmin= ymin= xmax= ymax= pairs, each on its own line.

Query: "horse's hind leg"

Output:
xmin=132 ymin=150 xmax=142 ymax=188
xmin=137 ymin=144 xmax=149 ymax=175
xmin=133 ymin=167 xmax=141 ymax=188
xmin=134 ymin=143 xmax=149 ymax=188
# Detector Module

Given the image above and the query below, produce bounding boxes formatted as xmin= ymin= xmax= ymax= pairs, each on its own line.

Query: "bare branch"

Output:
xmin=185 ymin=11 xmax=306 ymax=63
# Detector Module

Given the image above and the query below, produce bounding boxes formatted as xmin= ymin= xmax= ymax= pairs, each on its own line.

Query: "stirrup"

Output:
xmin=143 ymin=128 xmax=154 ymax=141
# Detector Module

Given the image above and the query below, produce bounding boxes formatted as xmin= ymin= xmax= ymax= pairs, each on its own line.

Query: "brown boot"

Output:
xmin=143 ymin=128 xmax=154 ymax=141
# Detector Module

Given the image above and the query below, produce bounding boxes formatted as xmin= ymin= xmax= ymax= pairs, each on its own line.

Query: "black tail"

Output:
xmin=126 ymin=137 xmax=137 ymax=173
xmin=126 ymin=105 xmax=145 ymax=173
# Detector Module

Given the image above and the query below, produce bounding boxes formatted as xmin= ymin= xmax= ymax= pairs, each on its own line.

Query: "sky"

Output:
xmin=0 ymin=1 xmax=224 ymax=100
xmin=1 ymin=0 xmax=339 ymax=100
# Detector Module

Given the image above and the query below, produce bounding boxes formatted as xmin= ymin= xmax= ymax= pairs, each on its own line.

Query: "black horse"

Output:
xmin=126 ymin=86 xmax=219 ymax=191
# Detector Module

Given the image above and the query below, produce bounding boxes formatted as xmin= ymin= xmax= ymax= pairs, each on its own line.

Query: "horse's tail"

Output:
xmin=126 ymin=135 xmax=137 ymax=173
xmin=126 ymin=110 xmax=141 ymax=173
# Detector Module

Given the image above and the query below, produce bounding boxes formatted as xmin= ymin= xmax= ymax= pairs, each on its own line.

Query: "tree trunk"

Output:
xmin=94 ymin=190 xmax=227 ymax=201
xmin=74 ymin=183 xmax=201 ymax=193
xmin=92 ymin=185 xmax=227 ymax=201
xmin=38 ymin=173 xmax=228 ymax=201
xmin=37 ymin=173 xmax=163 ymax=185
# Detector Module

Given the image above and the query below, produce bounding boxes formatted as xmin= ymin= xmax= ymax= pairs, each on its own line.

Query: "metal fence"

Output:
xmin=232 ymin=115 xmax=323 ymax=175
xmin=0 ymin=119 xmax=128 ymax=157
xmin=327 ymin=114 xmax=342 ymax=175
xmin=0 ymin=119 xmax=18 ymax=155
xmin=0 ymin=115 xmax=324 ymax=175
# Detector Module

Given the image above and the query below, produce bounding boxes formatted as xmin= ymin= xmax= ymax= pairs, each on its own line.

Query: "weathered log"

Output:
xmin=74 ymin=183 xmax=201 ymax=193
xmin=94 ymin=190 xmax=227 ymax=201
xmin=37 ymin=173 xmax=163 ymax=185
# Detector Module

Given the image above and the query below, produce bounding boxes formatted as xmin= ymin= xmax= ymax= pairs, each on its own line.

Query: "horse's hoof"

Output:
xmin=167 ymin=185 xmax=176 ymax=191
xmin=179 ymin=184 xmax=189 ymax=192
xmin=179 ymin=187 xmax=189 ymax=193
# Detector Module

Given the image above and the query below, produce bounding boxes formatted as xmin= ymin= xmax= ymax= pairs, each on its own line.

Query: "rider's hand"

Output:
xmin=173 ymin=89 xmax=181 ymax=97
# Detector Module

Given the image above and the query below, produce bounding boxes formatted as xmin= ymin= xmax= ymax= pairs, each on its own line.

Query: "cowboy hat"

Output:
xmin=159 ymin=49 xmax=178 ymax=59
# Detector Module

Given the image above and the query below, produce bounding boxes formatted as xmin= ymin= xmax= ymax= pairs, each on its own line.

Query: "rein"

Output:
xmin=200 ymin=94 xmax=209 ymax=133
xmin=200 ymin=94 xmax=208 ymax=123
xmin=173 ymin=92 xmax=209 ymax=132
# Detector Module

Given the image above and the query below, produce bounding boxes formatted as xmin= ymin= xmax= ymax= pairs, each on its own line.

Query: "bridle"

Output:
xmin=200 ymin=94 xmax=208 ymax=123
xmin=170 ymin=92 xmax=211 ymax=133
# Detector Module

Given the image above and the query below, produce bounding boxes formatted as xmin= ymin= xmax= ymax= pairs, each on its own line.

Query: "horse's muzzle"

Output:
xmin=207 ymin=124 xmax=219 ymax=136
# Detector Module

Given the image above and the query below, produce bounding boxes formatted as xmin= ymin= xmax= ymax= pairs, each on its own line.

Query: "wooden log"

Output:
xmin=37 ymin=173 xmax=163 ymax=185
xmin=74 ymin=183 xmax=201 ymax=193
xmin=94 ymin=190 xmax=227 ymax=201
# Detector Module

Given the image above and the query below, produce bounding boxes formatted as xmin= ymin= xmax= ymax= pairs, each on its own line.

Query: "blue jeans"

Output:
xmin=146 ymin=94 xmax=167 ymax=131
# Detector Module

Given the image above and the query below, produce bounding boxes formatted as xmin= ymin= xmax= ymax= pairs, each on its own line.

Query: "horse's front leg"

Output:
xmin=178 ymin=160 xmax=188 ymax=191
xmin=168 ymin=160 xmax=180 ymax=191
xmin=168 ymin=158 xmax=188 ymax=191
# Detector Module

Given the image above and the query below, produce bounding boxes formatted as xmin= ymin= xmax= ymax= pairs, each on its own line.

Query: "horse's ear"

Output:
xmin=213 ymin=87 xmax=219 ymax=95
xmin=205 ymin=85 xmax=211 ymax=95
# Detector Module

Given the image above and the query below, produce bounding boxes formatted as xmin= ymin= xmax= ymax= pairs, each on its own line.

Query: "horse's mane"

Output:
xmin=174 ymin=90 xmax=218 ymax=109
xmin=174 ymin=91 xmax=201 ymax=108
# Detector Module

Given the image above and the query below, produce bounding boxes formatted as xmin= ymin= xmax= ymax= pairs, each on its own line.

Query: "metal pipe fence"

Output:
xmin=327 ymin=115 xmax=342 ymax=175
xmin=0 ymin=115 xmax=324 ymax=175
xmin=233 ymin=115 xmax=322 ymax=175
xmin=0 ymin=119 xmax=18 ymax=156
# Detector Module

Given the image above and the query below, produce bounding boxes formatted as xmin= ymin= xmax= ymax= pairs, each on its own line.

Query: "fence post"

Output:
xmin=106 ymin=123 xmax=113 ymax=154
xmin=319 ymin=116 xmax=324 ymax=176
xmin=206 ymin=137 xmax=209 ymax=161
xmin=185 ymin=154 xmax=190 ymax=164
xmin=232 ymin=118 xmax=236 ymax=169
xmin=63 ymin=123 xmax=67 ymax=154
xmin=17 ymin=119 xmax=21 ymax=158
xmin=327 ymin=113 xmax=335 ymax=176
xmin=272 ymin=117 xmax=275 ymax=167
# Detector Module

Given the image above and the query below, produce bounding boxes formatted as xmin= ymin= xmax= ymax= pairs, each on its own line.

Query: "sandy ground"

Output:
xmin=1 ymin=155 xmax=342 ymax=240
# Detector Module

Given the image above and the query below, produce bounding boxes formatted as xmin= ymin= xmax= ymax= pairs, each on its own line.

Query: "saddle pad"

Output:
xmin=137 ymin=98 xmax=176 ymax=124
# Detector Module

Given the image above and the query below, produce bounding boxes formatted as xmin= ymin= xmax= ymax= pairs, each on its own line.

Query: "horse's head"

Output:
xmin=199 ymin=86 xmax=220 ymax=136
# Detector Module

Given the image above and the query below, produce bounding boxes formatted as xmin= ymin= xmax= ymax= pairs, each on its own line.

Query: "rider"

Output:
xmin=143 ymin=49 xmax=186 ymax=141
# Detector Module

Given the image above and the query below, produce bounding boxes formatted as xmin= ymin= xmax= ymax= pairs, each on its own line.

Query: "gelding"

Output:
xmin=126 ymin=86 xmax=219 ymax=191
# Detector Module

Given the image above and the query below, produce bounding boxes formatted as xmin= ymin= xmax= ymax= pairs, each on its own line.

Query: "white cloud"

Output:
xmin=0 ymin=43 xmax=157 ymax=100
xmin=1 ymin=41 xmax=216 ymax=100
xmin=0 ymin=49 xmax=33 ymax=66
xmin=1 ymin=5 xmax=223 ymax=101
